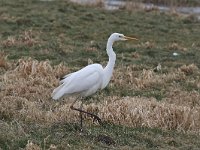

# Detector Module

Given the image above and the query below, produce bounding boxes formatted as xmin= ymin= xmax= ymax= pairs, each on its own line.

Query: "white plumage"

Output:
xmin=52 ymin=33 xmax=138 ymax=100
xmin=52 ymin=64 xmax=104 ymax=99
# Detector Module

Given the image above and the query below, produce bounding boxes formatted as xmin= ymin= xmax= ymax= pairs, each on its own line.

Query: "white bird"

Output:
xmin=51 ymin=33 xmax=138 ymax=128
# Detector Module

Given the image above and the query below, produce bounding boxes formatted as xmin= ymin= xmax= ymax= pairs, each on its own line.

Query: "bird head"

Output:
xmin=110 ymin=33 xmax=138 ymax=42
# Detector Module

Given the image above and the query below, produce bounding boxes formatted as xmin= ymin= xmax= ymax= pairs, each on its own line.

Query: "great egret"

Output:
xmin=52 ymin=33 xmax=138 ymax=128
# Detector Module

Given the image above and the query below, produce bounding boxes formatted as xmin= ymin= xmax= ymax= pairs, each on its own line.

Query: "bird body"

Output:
xmin=52 ymin=63 xmax=104 ymax=99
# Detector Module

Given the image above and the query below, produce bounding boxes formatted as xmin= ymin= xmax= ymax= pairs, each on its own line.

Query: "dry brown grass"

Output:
xmin=25 ymin=141 xmax=41 ymax=150
xmin=164 ymin=87 xmax=200 ymax=108
xmin=168 ymin=42 xmax=188 ymax=51
xmin=1 ymin=30 xmax=40 ymax=48
xmin=70 ymin=0 xmax=104 ymax=8
xmin=0 ymin=52 xmax=9 ymax=70
xmin=25 ymin=140 xmax=57 ymax=150
xmin=122 ymin=2 xmax=145 ymax=11
xmin=25 ymin=141 xmax=57 ymax=150
xmin=0 ymin=58 xmax=200 ymax=133
xmin=90 ymin=96 xmax=200 ymax=132
xmin=113 ymin=64 xmax=200 ymax=107
xmin=113 ymin=65 xmax=186 ymax=90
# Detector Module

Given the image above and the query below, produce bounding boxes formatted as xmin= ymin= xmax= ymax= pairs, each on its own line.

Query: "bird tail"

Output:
xmin=51 ymin=84 xmax=65 ymax=100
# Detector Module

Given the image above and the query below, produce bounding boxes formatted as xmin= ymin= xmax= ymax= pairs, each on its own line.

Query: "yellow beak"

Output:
xmin=124 ymin=36 xmax=138 ymax=41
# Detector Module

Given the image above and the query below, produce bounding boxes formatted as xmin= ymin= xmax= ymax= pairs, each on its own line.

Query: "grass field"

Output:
xmin=0 ymin=0 xmax=200 ymax=149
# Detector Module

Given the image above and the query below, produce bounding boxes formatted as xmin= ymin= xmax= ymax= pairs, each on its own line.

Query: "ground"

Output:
xmin=0 ymin=0 xmax=200 ymax=149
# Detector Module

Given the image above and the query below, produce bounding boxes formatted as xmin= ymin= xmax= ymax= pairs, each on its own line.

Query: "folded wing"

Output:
xmin=52 ymin=64 xmax=103 ymax=100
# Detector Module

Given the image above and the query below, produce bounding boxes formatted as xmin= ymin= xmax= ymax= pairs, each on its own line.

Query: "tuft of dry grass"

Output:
xmin=25 ymin=140 xmax=57 ymax=150
xmin=25 ymin=141 xmax=41 ymax=150
xmin=168 ymin=42 xmax=188 ymax=51
xmin=179 ymin=64 xmax=198 ymax=75
xmin=122 ymin=2 xmax=145 ymax=11
xmin=0 ymin=52 xmax=9 ymax=70
xmin=70 ymin=0 xmax=104 ymax=8
xmin=1 ymin=30 xmax=40 ymax=48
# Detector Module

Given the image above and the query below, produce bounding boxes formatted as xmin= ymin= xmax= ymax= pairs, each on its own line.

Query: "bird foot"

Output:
xmin=92 ymin=115 xmax=102 ymax=125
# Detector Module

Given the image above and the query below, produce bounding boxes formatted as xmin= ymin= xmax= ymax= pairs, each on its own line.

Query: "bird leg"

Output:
xmin=71 ymin=105 xmax=102 ymax=125
xmin=80 ymin=102 xmax=83 ymax=129
xmin=70 ymin=98 xmax=102 ymax=125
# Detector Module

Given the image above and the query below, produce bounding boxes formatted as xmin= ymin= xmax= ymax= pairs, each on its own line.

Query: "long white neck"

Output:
xmin=101 ymin=37 xmax=116 ymax=89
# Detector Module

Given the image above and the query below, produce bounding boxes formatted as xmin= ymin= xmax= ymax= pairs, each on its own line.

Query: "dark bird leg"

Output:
xmin=70 ymin=98 xmax=102 ymax=126
xmin=80 ymin=102 xmax=83 ymax=130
